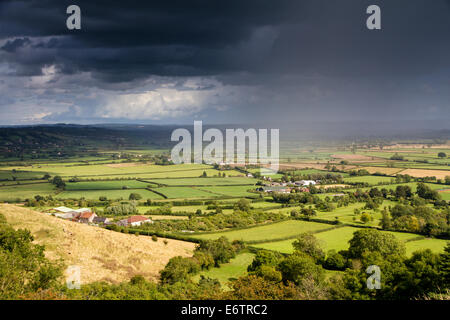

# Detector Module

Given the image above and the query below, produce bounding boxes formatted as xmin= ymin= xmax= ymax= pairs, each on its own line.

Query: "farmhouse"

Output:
xmin=117 ymin=216 xmax=153 ymax=227
xmin=78 ymin=211 xmax=97 ymax=224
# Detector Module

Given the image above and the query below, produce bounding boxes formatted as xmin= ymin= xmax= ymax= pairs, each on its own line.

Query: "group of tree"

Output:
xmin=159 ymin=237 xmax=242 ymax=284
xmin=236 ymin=230 xmax=450 ymax=300
xmin=0 ymin=213 xmax=63 ymax=299
xmin=103 ymin=202 xmax=139 ymax=216
xmin=380 ymin=204 xmax=449 ymax=236
xmin=136 ymin=206 xmax=286 ymax=233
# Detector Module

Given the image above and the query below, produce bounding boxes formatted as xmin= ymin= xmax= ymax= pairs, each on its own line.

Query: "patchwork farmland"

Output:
xmin=0 ymin=142 xmax=449 ymax=295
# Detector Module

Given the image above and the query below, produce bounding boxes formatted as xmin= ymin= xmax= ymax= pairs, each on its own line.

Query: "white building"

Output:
xmin=294 ymin=180 xmax=316 ymax=186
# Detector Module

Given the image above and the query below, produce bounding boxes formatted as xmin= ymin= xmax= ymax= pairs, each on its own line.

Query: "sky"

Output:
xmin=0 ymin=0 xmax=450 ymax=132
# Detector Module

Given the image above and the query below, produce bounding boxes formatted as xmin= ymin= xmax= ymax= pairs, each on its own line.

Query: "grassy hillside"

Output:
xmin=0 ymin=204 xmax=196 ymax=284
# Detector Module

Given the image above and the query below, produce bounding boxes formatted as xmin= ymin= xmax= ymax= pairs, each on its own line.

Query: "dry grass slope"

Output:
xmin=0 ymin=204 xmax=195 ymax=284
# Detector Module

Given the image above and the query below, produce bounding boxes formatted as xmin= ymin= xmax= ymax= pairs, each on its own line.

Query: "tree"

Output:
xmin=445 ymin=176 xmax=450 ymax=185
xmin=159 ymin=256 xmax=200 ymax=284
xmin=323 ymin=250 xmax=347 ymax=270
xmin=438 ymin=152 xmax=447 ymax=158
xmin=51 ymin=176 xmax=65 ymax=189
xmin=248 ymin=250 xmax=282 ymax=272
xmin=416 ymin=182 xmax=440 ymax=201
xmin=129 ymin=193 xmax=142 ymax=200
xmin=369 ymin=188 xmax=382 ymax=198
xmin=224 ymin=275 xmax=303 ymax=300
xmin=233 ymin=199 xmax=251 ymax=212
xmin=104 ymin=203 xmax=138 ymax=215
xmin=0 ymin=221 xmax=62 ymax=299
xmin=348 ymin=229 xmax=406 ymax=259
xmin=359 ymin=212 xmax=372 ymax=224
xmin=380 ymin=209 xmax=392 ymax=230
xmin=292 ymin=233 xmax=325 ymax=262
xmin=277 ymin=252 xmax=325 ymax=286
xmin=300 ymin=207 xmax=316 ymax=218
xmin=196 ymin=237 xmax=236 ymax=266
xmin=390 ymin=153 xmax=404 ymax=160
xmin=402 ymin=249 xmax=442 ymax=297
xmin=439 ymin=243 xmax=450 ymax=289
xmin=395 ymin=185 xmax=412 ymax=199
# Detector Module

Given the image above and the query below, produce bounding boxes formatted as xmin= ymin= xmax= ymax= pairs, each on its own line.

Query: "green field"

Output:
xmin=405 ymin=238 xmax=449 ymax=255
xmin=155 ymin=187 xmax=218 ymax=199
xmin=437 ymin=188 xmax=450 ymax=201
xmin=57 ymin=189 xmax=163 ymax=200
xmin=138 ymin=169 xmax=242 ymax=179
xmin=315 ymin=200 xmax=399 ymax=227
xmin=65 ymin=180 xmax=150 ymax=190
xmin=252 ymin=226 xmax=445 ymax=256
xmin=343 ymin=175 xmax=395 ymax=185
xmin=192 ymin=252 xmax=255 ymax=290
xmin=0 ymin=180 xmax=48 ymax=187
xmin=190 ymin=220 xmax=334 ymax=243
xmin=3 ymin=163 xmax=214 ymax=178
xmin=144 ymin=177 xmax=256 ymax=186
xmin=0 ymin=183 xmax=56 ymax=201
xmin=0 ymin=170 xmax=47 ymax=181
xmin=250 ymin=201 xmax=282 ymax=209
xmin=196 ymin=186 xmax=257 ymax=197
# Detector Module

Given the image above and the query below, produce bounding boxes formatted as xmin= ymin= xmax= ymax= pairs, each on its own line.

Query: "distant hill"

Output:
xmin=0 ymin=204 xmax=195 ymax=284
xmin=0 ymin=124 xmax=175 ymax=159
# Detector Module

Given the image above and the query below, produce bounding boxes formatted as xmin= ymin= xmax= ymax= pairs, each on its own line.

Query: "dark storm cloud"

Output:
xmin=1 ymin=37 xmax=31 ymax=53
xmin=0 ymin=0 xmax=305 ymax=81
xmin=0 ymin=0 xmax=449 ymax=127
xmin=1 ymin=0 xmax=450 ymax=81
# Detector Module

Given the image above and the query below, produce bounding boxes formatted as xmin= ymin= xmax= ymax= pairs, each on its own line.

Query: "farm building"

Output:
xmin=50 ymin=206 xmax=97 ymax=223
xmin=73 ymin=208 xmax=91 ymax=214
xmin=294 ymin=180 xmax=316 ymax=186
xmin=53 ymin=206 xmax=75 ymax=213
xmin=54 ymin=212 xmax=78 ymax=219
xmin=117 ymin=216 xmax=153 ymax=227
xmin=77 ymin=211 xmax=97 ymax=224
xmin=93 ymin=216 xmax=111 ymax=225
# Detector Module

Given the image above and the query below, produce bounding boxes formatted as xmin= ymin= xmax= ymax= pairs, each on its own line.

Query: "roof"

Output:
xmin=55 ymin=212 xmax=76 ymax=219
xmin=74 ymin=208 xmax=91 ymax=213
xmin=79 ymin=211 xmax=95 ymax=219
xmin=127 ymin=216 xmax=151 ymax=223
xmin=53 ymin=206 xmax=75 ymax=213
